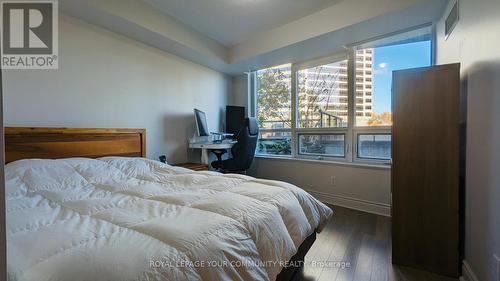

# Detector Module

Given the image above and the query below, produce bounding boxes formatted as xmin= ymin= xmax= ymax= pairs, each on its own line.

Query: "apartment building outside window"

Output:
xmin=250 ymin=26 xmax=432 ymax=164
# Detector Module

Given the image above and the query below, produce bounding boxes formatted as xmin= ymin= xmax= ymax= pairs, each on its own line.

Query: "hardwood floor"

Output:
xmin=293 ymin=206 xmax=458 ymax=281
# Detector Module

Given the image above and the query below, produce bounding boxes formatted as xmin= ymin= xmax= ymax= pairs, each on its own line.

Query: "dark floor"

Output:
xmin=293 ymin=206 xmax=458 ymax=281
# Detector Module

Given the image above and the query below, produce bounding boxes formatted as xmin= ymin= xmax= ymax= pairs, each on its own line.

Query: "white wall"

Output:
xmin=230 ymin=74 xmax=249 ymax=114
xmin=60 ymin=0 xmax=232 ymax=73
xmin=3 ymin=14 xmax=230 ymax=164
xmin=248 ymin=158 xmax=391 ymax=216
xmin=436 ymin=1 xmax=500 ymax=280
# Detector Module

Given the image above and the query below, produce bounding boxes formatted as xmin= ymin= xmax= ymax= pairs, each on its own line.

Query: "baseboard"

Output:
xmin=305 ymin=190 xmax=391 ymax=217
xmin=460 ymin=260 xmax=479 ymax=281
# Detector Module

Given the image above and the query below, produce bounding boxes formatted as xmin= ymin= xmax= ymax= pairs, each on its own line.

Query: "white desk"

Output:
xmin=189 ymin=140 xmax=237 ymax=164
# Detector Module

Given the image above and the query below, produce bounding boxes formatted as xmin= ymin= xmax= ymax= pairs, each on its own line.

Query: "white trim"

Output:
xmin=254 ymin=154 xmax=391 ymax=170
xmin=294 ymin=52 xmax=348 ymax=71
xmin=305 ymin=189 xmax=391 ymax=217
xmin=290 ymin=63 xmax=298 ymax=159
xmin=460 ymin=260 xmax=479 ymax=281
xmin=347 ymin=47 xmax=356 ymax=162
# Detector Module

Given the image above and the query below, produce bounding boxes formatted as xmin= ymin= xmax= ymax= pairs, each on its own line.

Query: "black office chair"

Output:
xmin=211 ymin=117 xmax=259 ymax=173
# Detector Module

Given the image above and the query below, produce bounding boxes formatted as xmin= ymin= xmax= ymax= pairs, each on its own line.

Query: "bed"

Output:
xmin=4 ymin=127 xmax=333 ymax=281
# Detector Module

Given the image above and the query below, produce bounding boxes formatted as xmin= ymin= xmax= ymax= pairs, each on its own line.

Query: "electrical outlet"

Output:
xmin=330 ymin=176 xmax=336 ymax=186
xmin=494 ymin=254 xmax=500 ymax=281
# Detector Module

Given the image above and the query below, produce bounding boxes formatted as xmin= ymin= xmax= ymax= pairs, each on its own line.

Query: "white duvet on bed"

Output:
xmin=5 ymin=157 xmax=332 ymax=281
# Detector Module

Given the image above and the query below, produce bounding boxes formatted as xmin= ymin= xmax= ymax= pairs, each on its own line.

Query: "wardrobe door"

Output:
xmin=392 ymin=64 xmax=460 ymax=277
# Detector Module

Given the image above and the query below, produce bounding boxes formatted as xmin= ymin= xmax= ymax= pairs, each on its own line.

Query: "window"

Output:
xmin=255 ymin=64 xmax=292 ymax=155
xmin=299 ymin=134 xmax=345 ymax=157
xmin=355 ymin=33 xmax=432 ymax=127
xmin=352 ymin=26 xmax=432 ymax=163
xmin=297 ymin=60 xmax=349 ymax=128
xmin=257 ymin=131 xmax=292 ymax=156
xmin=357 ymin=134 xmax=391 ymax=160
xmin=252 ymin=26 xmax=432 ymax=164
xmin=256 ymin=64 xmax=292 ymax=130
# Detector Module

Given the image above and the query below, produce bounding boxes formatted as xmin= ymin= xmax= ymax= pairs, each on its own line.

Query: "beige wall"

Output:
xmin=3 ymin=14 xmax=230 ymax=164
xmin=436 ymin=0 xmax=500 ymax=280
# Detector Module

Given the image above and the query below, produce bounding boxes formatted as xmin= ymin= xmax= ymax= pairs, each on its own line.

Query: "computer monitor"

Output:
xmin=194 ymin=109 xmax=209 ymax=136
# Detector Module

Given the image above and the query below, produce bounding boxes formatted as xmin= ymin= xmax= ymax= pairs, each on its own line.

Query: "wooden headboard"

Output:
xmin=5 ymin=127 xmax=146 ymax=163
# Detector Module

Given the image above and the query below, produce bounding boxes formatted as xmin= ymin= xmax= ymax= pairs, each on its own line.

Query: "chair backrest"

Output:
xmin=231 ymin=117 xmax=259 ymax=171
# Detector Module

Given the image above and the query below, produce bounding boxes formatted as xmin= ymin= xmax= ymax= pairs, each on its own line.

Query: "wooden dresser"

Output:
xmin=391 ymin=63 xmax=463 ymax=278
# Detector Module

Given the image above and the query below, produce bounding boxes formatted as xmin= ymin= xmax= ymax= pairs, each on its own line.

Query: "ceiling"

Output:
xmin=61 ymin=0 xmax=445 ymax=74
xmin=144 ymin=0 xmax=343 ymax=46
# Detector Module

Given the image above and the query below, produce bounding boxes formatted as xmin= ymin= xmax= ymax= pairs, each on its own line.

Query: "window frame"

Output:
xmin=251 ymin=25 xmax=433 ymax=166
xmin=353 ymin=128 xmax=392 ymax=163
xmin=256 ymin=129 xmax=293 ymax=157
xmin=291 ymin=53 xmax=351 ymax=162
xmin=297 ymin=132 xmax=347 ymax=159
xmin=252 ymin=65 xmax=294 ymax=157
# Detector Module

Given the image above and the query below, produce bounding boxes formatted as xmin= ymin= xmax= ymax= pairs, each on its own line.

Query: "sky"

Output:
xmin=371 ymin=41 xmax=432 ymax=113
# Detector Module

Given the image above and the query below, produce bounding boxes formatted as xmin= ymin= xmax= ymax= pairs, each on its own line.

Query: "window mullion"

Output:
xmin=291 ymin=64 xmax=298 ymax=159
xmin=346 ymin=47 xmax=356 ymax=162
xmin=249 ymin=71 xmax=257 ymax=118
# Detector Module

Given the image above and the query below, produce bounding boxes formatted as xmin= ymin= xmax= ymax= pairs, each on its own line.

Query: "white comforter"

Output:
xmin=5 ymin=157 xmax=332 ymax=281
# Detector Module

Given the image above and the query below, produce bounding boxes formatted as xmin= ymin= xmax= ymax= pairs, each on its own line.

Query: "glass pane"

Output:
xmin=257 ymin=131 xmax=291 ymax=156
xmin=256 ymin=65 xmax=292 ymax=129
xmin=298 ymin=134 xmax=345 ymax=157
xmin=355 ymin=40 xmax=431 ymax=127
xmin=297 ymin=60 xmax=349 ymax=128
xmin=357 ymin=134 xmax=391 ymax=160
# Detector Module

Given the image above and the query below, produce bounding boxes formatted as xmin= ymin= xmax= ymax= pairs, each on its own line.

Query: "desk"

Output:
xmin=189 ymin=140 xmax=237 ymax=164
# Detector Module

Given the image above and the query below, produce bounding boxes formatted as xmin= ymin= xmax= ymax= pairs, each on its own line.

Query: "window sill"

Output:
xmin=254 ymin=154 xmax=391 ymax=170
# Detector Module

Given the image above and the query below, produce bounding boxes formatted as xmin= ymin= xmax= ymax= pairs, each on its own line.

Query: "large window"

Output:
xmin=297 ymin=59 xmax=349 ymax=128
xmin=255 ymin=65 xmax=292 ymax=155
xmin=354 ymin=41 xmax=432 ymax=127
xmin=252 ymin=26 xmax=432 ymax=164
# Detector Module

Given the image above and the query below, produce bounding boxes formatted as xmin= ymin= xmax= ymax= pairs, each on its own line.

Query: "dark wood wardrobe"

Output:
xmin=391 ymin=63 xmax=464 ymax=278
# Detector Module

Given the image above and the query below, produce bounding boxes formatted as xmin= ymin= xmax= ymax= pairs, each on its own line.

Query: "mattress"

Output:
xmin=5 ymin=157 xmax=333 ymax=281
